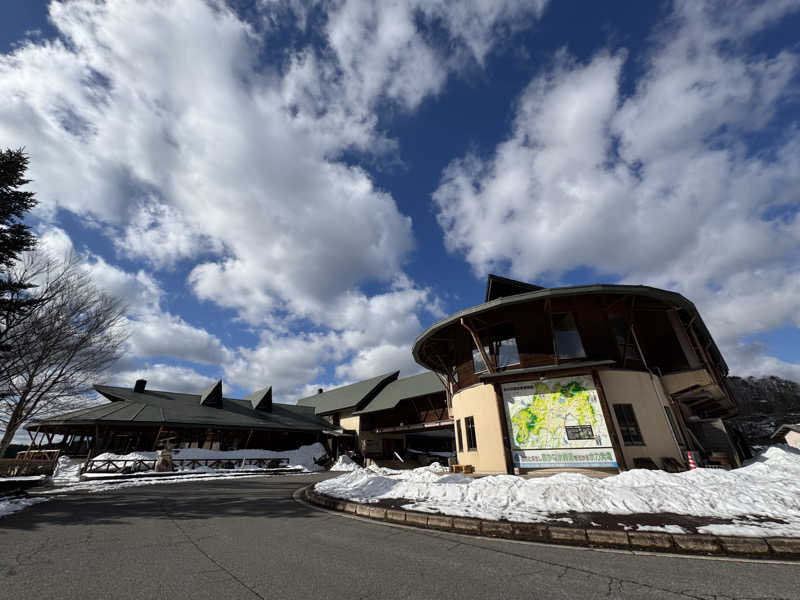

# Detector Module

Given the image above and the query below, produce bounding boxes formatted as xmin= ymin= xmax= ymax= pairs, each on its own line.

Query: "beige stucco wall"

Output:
xmin=597 ymin=369 xmax=684 ymax=469
xmin=660 ymin=369 xmax=713 ymax=396
xmin=338 ymin=411 xmax=360 ymax=432
xmin=785 ymin=430 xmax=800 ymax=449
xmin=452 ymin=384 xmax=507 ymax=474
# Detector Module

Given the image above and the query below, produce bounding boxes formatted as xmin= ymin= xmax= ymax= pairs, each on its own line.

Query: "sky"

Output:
xmin=1 ymin=0 xmax=799 ymax=420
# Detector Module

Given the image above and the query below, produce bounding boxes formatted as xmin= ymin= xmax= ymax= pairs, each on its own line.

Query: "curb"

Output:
xmin=302 ymin=487 xmax=800 ymax=561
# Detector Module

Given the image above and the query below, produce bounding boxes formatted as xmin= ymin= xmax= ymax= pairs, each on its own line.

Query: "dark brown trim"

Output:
xmin=491 ymin=381 xmax=515 ymax=475
xmin=591 ymin=369 xmax=626 ymax=472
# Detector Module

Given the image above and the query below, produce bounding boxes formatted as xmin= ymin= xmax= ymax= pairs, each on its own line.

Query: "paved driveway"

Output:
xmin=1 ymin=473 xmax=797 ymax=599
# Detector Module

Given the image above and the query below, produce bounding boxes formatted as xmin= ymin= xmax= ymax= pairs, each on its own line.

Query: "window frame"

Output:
xmin=471 ymin=323 xmax=521 ymax=373
xmin=613 ymin=403 xmax=645 ymax=446
xmin=464 ymin=416 xmax=478 ymax=451
xmin=552 ymin=311 xmax=587 ymax=360
xmin=456 ymin=419 xmax=463 ymax=453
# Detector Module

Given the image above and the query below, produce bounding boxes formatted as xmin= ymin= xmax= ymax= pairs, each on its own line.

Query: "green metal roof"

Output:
xmin=413 ymin=283 xmax=727 ymax=374
xmin=295 ymin=371 xmax=399 ymax=415
xmin=354 ymin=371 xmax=445 ymax=415
xmin=27 ymin=385 xmax=333 ymax=432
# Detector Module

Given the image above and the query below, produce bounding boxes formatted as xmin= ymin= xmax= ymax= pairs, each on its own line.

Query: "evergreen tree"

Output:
xmin=0 ymin=148 xmax=38 ymax=352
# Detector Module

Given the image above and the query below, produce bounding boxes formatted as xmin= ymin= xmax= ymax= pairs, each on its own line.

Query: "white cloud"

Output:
xmin=0 ymin=0 xmax=549 ymax=394
xmin=108 ymin=364 xmax=220 ymax=394
xmin=433 ymin=1 xmax=800 ymax=379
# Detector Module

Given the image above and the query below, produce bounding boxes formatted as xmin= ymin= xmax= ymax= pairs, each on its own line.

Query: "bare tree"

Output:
xmin=0 ymin=252 xmax=128 ymax=455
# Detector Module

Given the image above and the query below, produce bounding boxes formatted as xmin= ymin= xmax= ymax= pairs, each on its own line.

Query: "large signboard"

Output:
xmin=502 ymin=375 xmax=618 ymax=469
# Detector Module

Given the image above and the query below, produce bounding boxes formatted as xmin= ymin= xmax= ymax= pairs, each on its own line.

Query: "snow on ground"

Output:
xmin=0 ymin=496 xmax=47 ymax=519
xmin=52 ymin=456 xmax=83 ymax=483
xmin=330 ymin=455 xmax=362 ymax=472
xmin=37 ymin=471 xmax=279 ymax=495
xmin=90 ymin=443 xmax=328 ymax=473
xmin=316 ymin=446 xmax=800 ymax=537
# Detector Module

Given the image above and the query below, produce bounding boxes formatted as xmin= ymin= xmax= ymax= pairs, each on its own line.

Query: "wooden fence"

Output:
xmin=82 ymin=457 xmax=290 ymax=473
xmin=0 ymin=454 xmax=60 ymax=477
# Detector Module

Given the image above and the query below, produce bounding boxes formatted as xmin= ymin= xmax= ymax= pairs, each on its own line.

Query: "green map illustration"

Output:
xmin=504 ymin=376 xmax=611 ymax=450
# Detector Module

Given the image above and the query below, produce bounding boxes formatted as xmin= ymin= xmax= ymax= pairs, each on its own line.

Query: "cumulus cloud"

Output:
xmin=433 ymin=1 xmax=800 ymax=379
xmin=0 ymin=0 xmax=549 ymax=394
xmin=109 ymin=363 xmax=221 ymax=394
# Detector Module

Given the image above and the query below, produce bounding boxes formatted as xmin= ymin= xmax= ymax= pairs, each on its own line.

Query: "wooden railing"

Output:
xmin=0 ymin=456 xmax=60 ymax=477
xmin=82 ymin=457 xmax=291 ymax=473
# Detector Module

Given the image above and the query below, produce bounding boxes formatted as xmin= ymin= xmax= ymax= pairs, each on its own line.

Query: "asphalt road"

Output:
xmin=1 ymin=473 xmax=798 ymax=600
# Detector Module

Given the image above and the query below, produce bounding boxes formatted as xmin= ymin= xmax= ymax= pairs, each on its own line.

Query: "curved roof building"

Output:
xmin=412 ymin=275 xmax=742 ymax=474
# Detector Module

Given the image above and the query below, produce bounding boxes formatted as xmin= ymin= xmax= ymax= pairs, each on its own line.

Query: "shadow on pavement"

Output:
xmin=0 ymin=475 xmax=332 ymax=532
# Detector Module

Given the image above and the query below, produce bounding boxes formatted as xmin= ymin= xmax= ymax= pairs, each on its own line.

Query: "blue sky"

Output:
xmin=1 ymin=0 xmax=799 ymax=408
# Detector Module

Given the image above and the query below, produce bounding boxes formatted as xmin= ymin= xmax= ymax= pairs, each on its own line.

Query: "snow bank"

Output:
xmin=316 ymin=446 xmax=800 ymax=537
xmin=330 ymin=455 xmax=362 ymax=472
xmin=52 ymin=456 xmax=83 ymax=483
xmin=37 ymin=472 xmax=271 ymax=495
xmin=0 ymin=496 xmax=47 ymax=519
xmin=90 ymin=443 xmax=328 ymax=473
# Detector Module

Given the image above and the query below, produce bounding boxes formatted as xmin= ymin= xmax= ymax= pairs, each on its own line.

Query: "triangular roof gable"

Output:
xmin=199 ymin=380 xmax=223 ymax=407
xmin=485 ymin=274 xmax=544 ymax=302
xmin=354 ymin=371 xmax=445 ymax=415
xmin=245 ymin=386 xmax=272 ymax=411
xmin=295 ymin=371 xmax=399 ymax=415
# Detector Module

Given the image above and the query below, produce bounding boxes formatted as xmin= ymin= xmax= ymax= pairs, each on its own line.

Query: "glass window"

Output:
xmin=465 ymin=416 xmax=478 ymax=451
xmin=456 ymin=419 xmax=463 ymax=453
xmin=553 ymin=312 xmax=587 ymax=359
xmin=613 ymin=404 xmax=645 ymax=445
xmin=496 ymin=337 xmax=520 ymax=368
xmin=609 ymin=314 xmax=643 ymax=365
xmin=472 ymin=324 xmax=520 ymax=372
xmin=472 ymin=346 xmax=490 ymax=373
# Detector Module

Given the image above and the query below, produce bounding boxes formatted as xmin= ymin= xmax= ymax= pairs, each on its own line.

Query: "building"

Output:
xmin=412 ymin=275 xmax=743 ymax=474
xmin=772 ymin=424 xmax=800 ymax=449
xmin=25 ymin=379 xmax=336 ymax=456
xmin=297 ymin=370 xmax=452 ymax=462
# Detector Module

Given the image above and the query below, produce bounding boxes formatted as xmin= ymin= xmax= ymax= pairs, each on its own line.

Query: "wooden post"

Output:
xmin=244 ymin=429 xmax=254 ymax=449
xmin=492 ymin=381 xmax=515 ymax=474
xmin=591 ymin=369 xmax=626 ymax=472
xmin=151 ymin=425 xmax=164 ymax=451
xmin=461 ymin=317 xmax=495 ymax=374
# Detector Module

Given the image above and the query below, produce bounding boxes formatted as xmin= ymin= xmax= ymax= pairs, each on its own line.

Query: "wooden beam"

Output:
xmin=244 ymin=429 xmax=254 ymax=449
xmin=151 ymin=425 xmax=164 ymax=451
xmin=461 ymin=317 xmax=495 ymax=374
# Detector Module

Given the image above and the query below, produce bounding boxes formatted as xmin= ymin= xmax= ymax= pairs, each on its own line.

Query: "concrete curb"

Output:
xmin=303 ymin=487 xmax=800 ymax=561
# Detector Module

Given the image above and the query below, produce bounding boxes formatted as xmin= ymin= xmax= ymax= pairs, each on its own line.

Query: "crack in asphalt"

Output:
xmin=158 ymin=499 xmax=267 ymax=600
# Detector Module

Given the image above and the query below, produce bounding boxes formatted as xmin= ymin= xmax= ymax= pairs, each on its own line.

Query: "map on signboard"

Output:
xmin=503 ymin=376 xmax=612 ymax=450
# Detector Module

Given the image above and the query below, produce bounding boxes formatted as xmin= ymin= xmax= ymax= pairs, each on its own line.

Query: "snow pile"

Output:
xmin=52 ymin=456 xmax=84 ymax=483
xmin=330 ymin=455 xmax=362 ymax=472
xmin=89 ymin=443 xmax=328 ymax=473
xmin=316 ymin=446 xmax=800 ymax=537
xmin=0 ymin=496 xmax=47 ymax=519
xmin=37 ymin=471 xmax=271 ymax=495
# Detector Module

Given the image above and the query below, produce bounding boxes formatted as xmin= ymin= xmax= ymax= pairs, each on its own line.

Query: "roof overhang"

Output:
xmin=413 ymin=284 xmax=726 ymax=374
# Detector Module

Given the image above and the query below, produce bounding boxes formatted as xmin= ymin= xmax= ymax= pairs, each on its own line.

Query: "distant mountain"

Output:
xmin=726 ymin=375 xmax=800 ymax=445
xmin=727 ymin=375 xmax=800 ymax=416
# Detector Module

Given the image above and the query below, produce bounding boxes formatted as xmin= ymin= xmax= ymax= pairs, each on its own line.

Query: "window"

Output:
xmin=472 ymin=347 xmax=490 ymax=373
xmin=456 ymin=419 xmax=463 ymax=453
xmin=465 ymin=416 xmax=478 ymax=451
xmin=613 ymin=404 xmax=645 ymax=445
xmin=609 ymin=314 xmax=643 ymax=366
xmin=552 ymin=312 xmax=586 ymax=359
xmin=471 ymin=324 xmax=521 ymax=373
